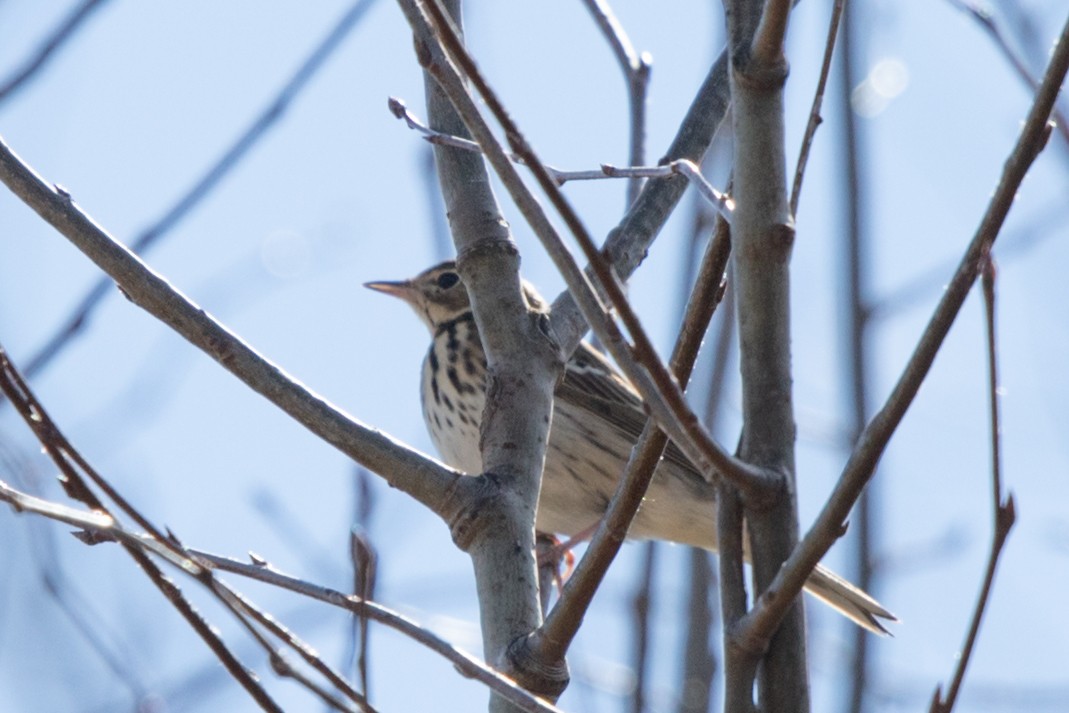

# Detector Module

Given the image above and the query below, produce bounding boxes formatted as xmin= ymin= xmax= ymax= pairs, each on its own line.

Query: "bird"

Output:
xmin=366 ymin=261 xmax=896 ymax=634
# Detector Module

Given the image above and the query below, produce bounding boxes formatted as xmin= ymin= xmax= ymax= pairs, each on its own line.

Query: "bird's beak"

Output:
xmin=364 ymin=279 xmax=417 ymax=306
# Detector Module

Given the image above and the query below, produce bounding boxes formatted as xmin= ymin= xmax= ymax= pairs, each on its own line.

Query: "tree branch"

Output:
xmin=548 ymin=46 xmax=731 ymax=353
xmin=738 ymin=5 xmax=1069 ymax=664
xmin=529 ymin=215 xmax=731 ymax=663
xmin=837 ymin=2 xmax=877 ymax=710
xmin=789 ymin=0 xmax=844 ymax=217
xmin=388 ymin=100 xmax=735 ymax=215
xmin=718 ymin=480 xmax=756 ymax=713
xmin=0 ymin=134 xmax=463 ymax=522
xmin=0 ymin=481 xmax=564 ymax=713
xmin=725 ymin=0 xmax=806 ymax=706
xmin=579 ymin=0 xmax=652 ymax=206
xmin=0 ymin=346 xmax=286 ymax=713
xmin=410 ymin=1 xmax=563 ymax=707
xmin=927 ymin=257 xmax=1017 ymax=713
xmin=751 ymin=0 xmax=793 ymax=67
xmin=947 ymin=0 xmax=1069 ymax=151
xmin=0 ymin=0 xmax=111 ymax=105
xmin=197 ymin=550 xmax=567 ymax=713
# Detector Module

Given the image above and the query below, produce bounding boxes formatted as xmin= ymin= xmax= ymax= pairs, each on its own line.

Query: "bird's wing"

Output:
xmin=556 ymin=342 xmax=704 ymax=478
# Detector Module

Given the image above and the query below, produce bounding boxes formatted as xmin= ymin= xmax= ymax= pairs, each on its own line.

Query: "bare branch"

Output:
xmin=0 ymin=0 xmax=111 ymax=105
xmin=947 ymin=0 xmax=1069 ymax=150
xmin=211 ymin=581 xmax=376 ymax=713
xmin=0 ymin=350 xmax=545 ymax=712
xmin=739 ymin=6 xmax=1069 ymax=658
xmin=390 ymin=96 xmax=510 ymax=155
xmin=751 ymin=0 xmax=793 ymax=67
xmin=390 ymin=96 xmax=611 ymax=184
xmin=0 ymin=439 xmax=152 ymax=701
xmin=682 ymin=213 xmax=735 ymax=713
xmin=561 ymin=48 xmax=731 ymax=330
xmin=530 ymin=215 xmax=731 ymax=662
xmin=349 ymin=525 xmax=377 ymax=700
xmin=197 ymin=551 xmax=568 ymax=713
xmin=580 ymin=0 xmax=642 ymax=85
xmin=677 ymin=548 xmax=717 ymax=713
xmin=0 ymin=135 xmax=462 ymax=520
xmin=726 ymin=0 xmax=805 ymax=703
xmin=789 ymin=0 xmax=845 ymax=216
xmin=4 ymin=345 xmax=378 ymax=712
xmin=579 ymin=0 xmax=652 ymax=205
xmin=388 ymin=99 xmax=733 ymax=215
xmin=836 ymin=3 xmax=878 ymax=710
xmin=603 ymin=161 xmax=735 ymax=220
xmin=0 ymin=347 xmax=285 ymax=713
xmin=412 ymin=3 xmax=564 ymax=708
xmin=629 ymin=542 xmax=657 ymax=713
xmin=0 ymin=481 xmax=563 ymax=713
xmin=927 ymin=257 xmax=1017 ymax=713
xmin=718 ymin=482 xmax=755 ymax=713
xmin=870 ymin=197 xmax=1069 ymax=320
xmin=402 ymin=37 xmax=733 ymax=365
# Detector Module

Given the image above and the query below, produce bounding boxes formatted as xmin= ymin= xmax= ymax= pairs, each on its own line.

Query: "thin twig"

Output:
xmin=947 ymin=0 xmax=1069 ymax=150
xmin=348 ymin=467 xmax=377 ymax=702
xmin=673 ymin=192 xmax=726 ymax=713
xmin=629 ymin=542 xmax=657 ymax=713
xmin=531 ymin=216 xmax=731 ymax=662
xmin=789 ymin=0 xmax=845 ymax=216
xmin=20 ymin=0 xmax=380 ymax=380
xmin=211 ymin=580 xmax=375 ymax=712
xmin=579 ymin=0 xmax=641 ymax=89
xmin=350 ymin=528 xmax=377 ymax=701
xmin=4 ymin=346 xmax=377 ymax=712
xmin=927 ymin=256 xmax=1017 ymax=713
xmin=549 ymin=47 xmax=731 ymax=354
xmin=0 ymin=0 xmax=111 ymax=104
xmin=0 ymin=347 xmax=285 ymax=713
xmin=870 ymin=197 xmax=1069 ymax=320
xmin=603 ymin=162 xmax=735 ymax=221
xmin=678 ymin=207 xmax=734 ymax=713
xmin=737 ymin=9 xmax=1069 ymax=650
xmin=388 ymin=98 xmax=733 ymax=217
xmin=677 ymin=548 xmax=717 ymax=713
xmin=191 ymin=551 xmax=567 ymax=713
xmin=579 ymin=0 xmax=652 ymax=206
xmin=390 ymin=96 xmax=591 ymax=183
xmin=837 ymin=2 xmax=877 ymax=710
xmin=390 ymin=97 xmax=514 ymax=155
xmin=0 ymin=477 xmax=563 ymax=712
xmin=717 ymin=481 xmax=754 ymax=713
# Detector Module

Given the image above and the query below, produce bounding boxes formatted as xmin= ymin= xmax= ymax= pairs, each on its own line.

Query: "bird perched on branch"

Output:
xmin=367 ymin=261 xmax=895 ymax=634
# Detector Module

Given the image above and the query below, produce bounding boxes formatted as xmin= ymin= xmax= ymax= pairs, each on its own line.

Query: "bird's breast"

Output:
xmin=421 ymin=327 xmax=487 ymax=474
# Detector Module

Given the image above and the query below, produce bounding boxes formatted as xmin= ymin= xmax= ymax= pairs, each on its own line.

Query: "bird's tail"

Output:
xmin=804 ymin=565 xmax=897 ymax=635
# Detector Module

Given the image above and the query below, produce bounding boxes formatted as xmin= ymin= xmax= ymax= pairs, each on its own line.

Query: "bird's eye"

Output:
xmin=436 ymin=272 xmax=460 ymax=290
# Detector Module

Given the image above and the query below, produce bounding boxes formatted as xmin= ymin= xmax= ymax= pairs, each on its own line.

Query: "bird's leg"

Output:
xmin=535 ymin=521 xmax=602 ymax=591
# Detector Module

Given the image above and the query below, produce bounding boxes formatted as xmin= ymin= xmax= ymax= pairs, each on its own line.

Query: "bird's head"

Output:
xmin=366 ymin=261 xmax=548 ymax=335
